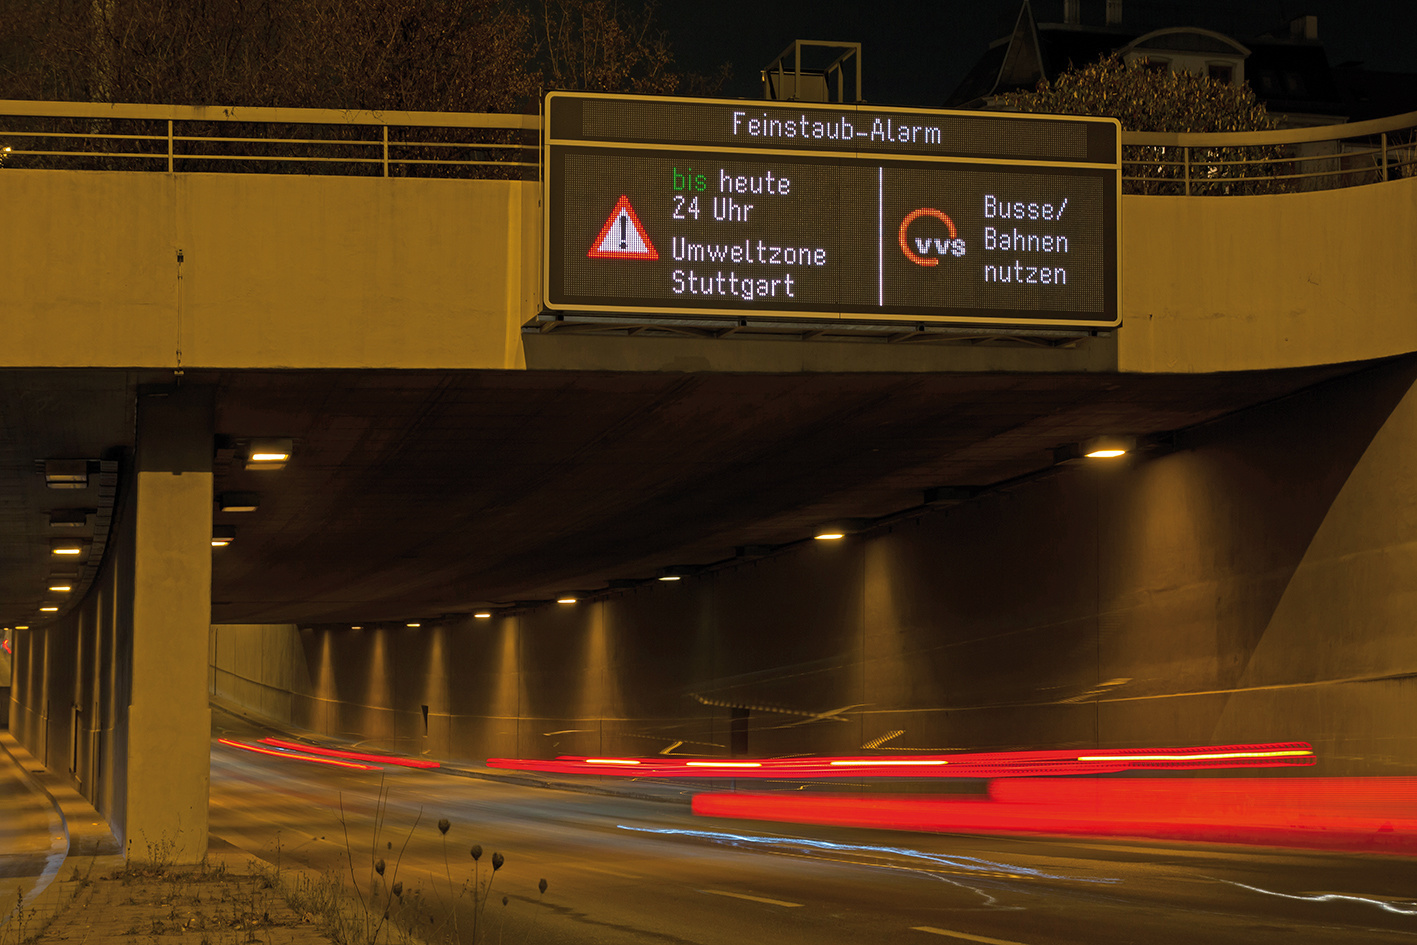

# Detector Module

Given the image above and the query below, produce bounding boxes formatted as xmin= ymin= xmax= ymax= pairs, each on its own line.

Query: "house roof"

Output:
xmin=945 ymin=0 xmax=1361 ymax=122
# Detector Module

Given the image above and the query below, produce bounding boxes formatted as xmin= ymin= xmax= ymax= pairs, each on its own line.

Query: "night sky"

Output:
xmin=658 ymin=0 xmax=1417 ymax=108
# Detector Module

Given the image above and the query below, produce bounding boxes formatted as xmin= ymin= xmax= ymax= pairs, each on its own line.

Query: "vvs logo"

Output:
xmin=898 ymin=208 xmax=966 ymax=267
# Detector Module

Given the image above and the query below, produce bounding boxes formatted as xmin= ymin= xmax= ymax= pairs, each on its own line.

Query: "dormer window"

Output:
xmin=1121 ymin=27 xmax=1249 ymax=87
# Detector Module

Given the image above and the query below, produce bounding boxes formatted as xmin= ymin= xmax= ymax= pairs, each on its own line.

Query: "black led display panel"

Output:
xmin=544 ymin=93 xmax=1121 ymax=328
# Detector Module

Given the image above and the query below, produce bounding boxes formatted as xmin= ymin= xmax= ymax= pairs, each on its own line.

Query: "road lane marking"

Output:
xmin=567 ymin=862 xmax=643 ymax=881
xmin=913 ymin=927 xmax=1031 ymax=945
xmin=702 ymin=889 xmax=804 ymax=908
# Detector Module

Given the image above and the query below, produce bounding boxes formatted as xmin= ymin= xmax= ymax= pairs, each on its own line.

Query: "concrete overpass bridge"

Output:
xmin=3 ymin=99 xmax=1416 ymax=862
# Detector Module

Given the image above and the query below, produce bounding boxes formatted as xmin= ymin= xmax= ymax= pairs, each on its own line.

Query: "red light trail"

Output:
xmin=485 ymin=742 xmax=1315 ymax=779
xmin=217 ymin=738 xmax=380 ymax=770
xmin=693 ymin=778 xmax=1417 ymax=856
xmin=258 ymin=737 xmax=440 ymax=768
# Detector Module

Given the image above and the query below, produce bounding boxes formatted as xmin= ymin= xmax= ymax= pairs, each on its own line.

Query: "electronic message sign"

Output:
xmin=543 ymin=93 xmax=1120 ymax=329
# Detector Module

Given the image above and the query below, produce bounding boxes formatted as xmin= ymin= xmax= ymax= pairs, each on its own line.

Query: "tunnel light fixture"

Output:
xmin=51 ymin=540 xmax=85 ymax=556
xmin=406 ymin=622 xmax=421 ymax=628
xmin=218 ymin=492 xmax=261 ymax=513
xmin=211 ymin=526 xmax=236 ymax=548
xmin=39 ymin=606 xmax=59 ymax=613
xmin=15 ymin=625 xmax=28 ymax=631
xmin=658 ymin=575 xmax=681 ymax=582
xmin=350 ymin=625 xmax=362 ymax=630
xmin=48 ymin=509 xmax=90 ymax=527
xmin=245 ymin=438 xmax=293 ymax=470
xmin=48 ymin=584 xmax=72 ymax=593
xmin=557 ymin=597 xmax=577 ymax=605
xmin=1054 ymin=435 xmax=1139 ymax=465
xmin=923 ymin=486 xmax=979 ymax=506
xmin=474 ymin=612 xmax=492 ymax=619
xmin=1082 ymin=435 xmax=1135 ymax=459
xmin=814 ymin=519 xmax=866 ymax=541
xmin=44 ymin=460 xmax=90 ymax=489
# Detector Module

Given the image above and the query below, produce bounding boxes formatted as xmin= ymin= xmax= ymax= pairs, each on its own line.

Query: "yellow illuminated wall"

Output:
xmin=1 ymin=169 xmax=1414 ymax=373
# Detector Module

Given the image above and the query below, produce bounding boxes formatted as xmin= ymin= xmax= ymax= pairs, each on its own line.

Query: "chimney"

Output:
xmin=1290 ymin=15 xmax=1318 ymax=40
xmin=1064 ymin=0 xmax=1080 ymax=24
xmin=1105 ymin=0 xmax=1122 ymax=26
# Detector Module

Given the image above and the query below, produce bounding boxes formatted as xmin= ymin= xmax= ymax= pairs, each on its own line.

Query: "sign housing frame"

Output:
xmin=542 ymin=91 xmax=1122 ymax=331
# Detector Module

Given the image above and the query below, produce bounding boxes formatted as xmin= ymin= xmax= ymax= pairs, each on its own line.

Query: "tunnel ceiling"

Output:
xmin=0 ymin=359 xmax=1369 ymax=628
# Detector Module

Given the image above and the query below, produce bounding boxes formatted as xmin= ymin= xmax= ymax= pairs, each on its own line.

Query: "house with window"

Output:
xmin=947 ymin=0 xmax=1351 ymax=128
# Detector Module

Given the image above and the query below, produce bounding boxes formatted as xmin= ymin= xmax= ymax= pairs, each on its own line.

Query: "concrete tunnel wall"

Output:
xmin=211 ymin=355 xmax=1417 ymax=776
xmin=10 ymin=470 xmax=134 ymax=841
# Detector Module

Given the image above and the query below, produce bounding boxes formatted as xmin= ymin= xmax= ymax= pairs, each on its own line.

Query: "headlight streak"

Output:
xmin=1225 ymin=881 xmax=1417 ymax=916
xmin=614 ymin=824 xmax=1120 ymax=885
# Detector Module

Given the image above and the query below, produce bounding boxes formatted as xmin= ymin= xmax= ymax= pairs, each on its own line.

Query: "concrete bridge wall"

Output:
xmin=2 ymin=170 xmax=1414 ymax=373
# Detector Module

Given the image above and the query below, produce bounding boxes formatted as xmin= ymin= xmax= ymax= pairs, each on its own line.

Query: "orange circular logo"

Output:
xmin=898 ymin=208 xmax=959 ymax=267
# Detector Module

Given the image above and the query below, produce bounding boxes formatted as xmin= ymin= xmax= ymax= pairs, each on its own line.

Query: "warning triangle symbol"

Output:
xmin=588 ymin=195 xmax=658 ymax=260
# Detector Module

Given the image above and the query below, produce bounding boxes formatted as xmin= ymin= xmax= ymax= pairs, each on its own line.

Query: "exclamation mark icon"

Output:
xmin=588 ymin=195 xmax=658 ymax=260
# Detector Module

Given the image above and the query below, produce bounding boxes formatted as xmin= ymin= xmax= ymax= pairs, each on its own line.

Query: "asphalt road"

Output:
xmin=207 ymin=715 xmax=1417 ymax=945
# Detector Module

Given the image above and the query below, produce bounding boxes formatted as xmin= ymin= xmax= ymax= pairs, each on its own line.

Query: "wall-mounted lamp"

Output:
xmin=474 ymin=612 xmax=492 ymax=619
xmin=48 ymin=583 xmax=72 ymax=593
xmin=406 ymin=622 xmax=421 ymax=628
xmin=39 ymin=606 xmax=59 ymax=613
xmin=212 ymin=526 xmax=236 ymax=548
xmin=245 ymin=439 xmax=293 ymax=470
xmin=1081 ymin=435 xmax=1135 ymax=458
xmin=1054 ymin=435 xmax=1138 ymax=464
xmin=47 ymin=509 xmax=90 ymax=527
xmin=50 ymin=540 xmax=85 ymax=557
xmin=218 ymin=492 xmax=261 ymax=512
xmin=814 ymin=518 xmax=868 ymax=541
xmin=44 ymin=460 xmax=90 ymax=490
xmin=557 ymin=596 xmax=578 ymax=605
xmin=657 ymin=565 xmax=699 ymax=582
xmin=923 ymin=486 xmax=979 ymax=506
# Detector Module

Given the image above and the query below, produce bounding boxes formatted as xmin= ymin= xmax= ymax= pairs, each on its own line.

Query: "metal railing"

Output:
xmin=0 ymin=100 xmax=538 ymax=178
xmin=3 ymin=99 xmax=1415 ymax=195
xmin=1121 ymin=108 xmax=1417 ymax=195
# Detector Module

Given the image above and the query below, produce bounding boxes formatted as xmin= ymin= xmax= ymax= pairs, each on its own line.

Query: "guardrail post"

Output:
xmin=167 ymin=119 xmax=173 ymax=173
xmin=1381 ymin=132 xmax=1388 ymax=182
xmin=1183 ymin=147 xmax=1190 ymax=196
xmin=383 ymin=125 xmax=389 ymax=178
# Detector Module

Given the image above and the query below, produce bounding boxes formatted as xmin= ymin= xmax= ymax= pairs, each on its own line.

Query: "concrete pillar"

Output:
xmin=125 ymin=386 xmax=213 ymax=863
